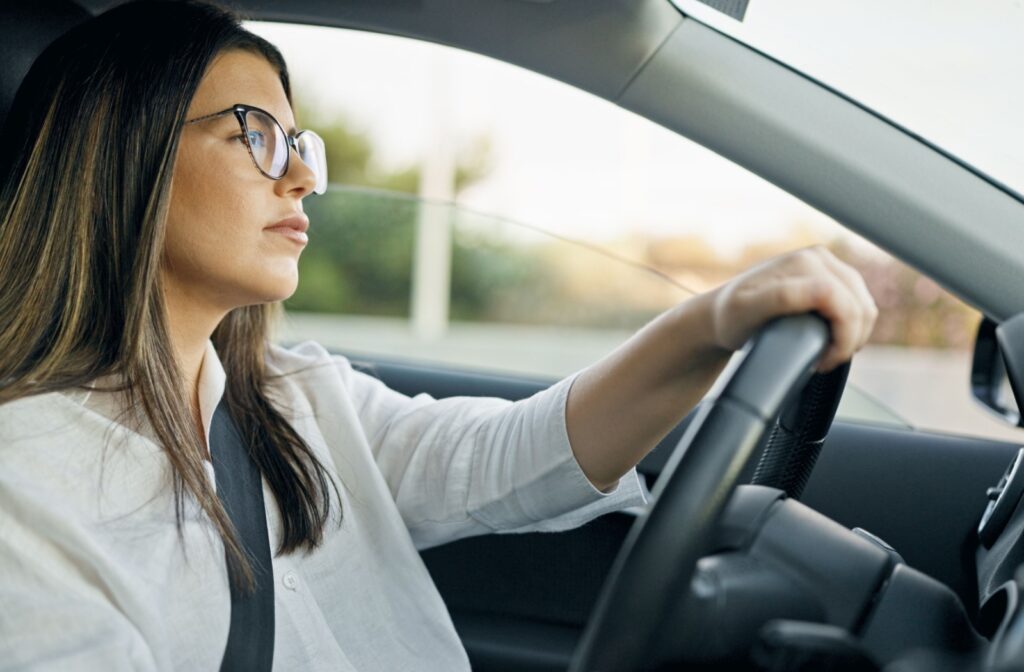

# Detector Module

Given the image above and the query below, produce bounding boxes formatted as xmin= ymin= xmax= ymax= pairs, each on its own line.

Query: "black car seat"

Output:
xmin=0 ymin=0 xmax=89 ymax=136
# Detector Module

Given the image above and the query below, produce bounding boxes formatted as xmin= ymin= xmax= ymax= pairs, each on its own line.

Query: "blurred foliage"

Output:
xmin=286 ymin=98 xmax=496 ymax=316
xmin=448 ymin=226 xmax=560 ymax=323
xmin=293 ymin=98 xmax=492 ymax=195
xmin=830 ymin=240 xmax=980 ymax=349
xmin=290 ymin=186 xmax=692 ymax=330
xmin=288 ymin=99 xmax=979 ymax=349
xmin=646 ymin=230 xmax=980 ymax=349
xmin=288 ymin=193 xmax=416 ymax=316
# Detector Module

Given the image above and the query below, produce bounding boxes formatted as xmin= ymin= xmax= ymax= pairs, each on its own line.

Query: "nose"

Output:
xmin=277 ymin=146 xmax=318 ymax=198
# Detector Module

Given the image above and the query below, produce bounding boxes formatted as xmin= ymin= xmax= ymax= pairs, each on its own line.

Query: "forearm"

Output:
xmin=564 ymin=246 xmax=879 ymax=491
xmin=565 ymin=291 xmax=732 ymax=491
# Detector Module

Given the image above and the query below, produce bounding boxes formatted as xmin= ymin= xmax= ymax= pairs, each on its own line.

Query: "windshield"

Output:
xmin=671 ymin=0 xmax=1024 ymax=199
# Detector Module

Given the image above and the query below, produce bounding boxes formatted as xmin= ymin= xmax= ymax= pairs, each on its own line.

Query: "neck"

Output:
xmin=161 ymin=275 xmax=228 ymax=408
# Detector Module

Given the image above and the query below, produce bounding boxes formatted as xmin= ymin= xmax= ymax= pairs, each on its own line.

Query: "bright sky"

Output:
xmin=248 ymin=1 xmax=1021 ymax=256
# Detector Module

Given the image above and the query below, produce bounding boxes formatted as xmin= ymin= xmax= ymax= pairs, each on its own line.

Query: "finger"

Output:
xmin=717 ymin=276 xmax=812 ymax=350
xmin=797 ymin=247 xmax=872 ymax=359
xmin=809 ymin=280 xmax=862 ymax=372
xmin=812 ymin=249 xmax=878 ymax=350
xmin=753 ymin=276 xmax=830 ymax=321
xmin=761 ymin=271 xmax=857 ymax=372
xmin=743 ymin=276 xmax=852 ymax=372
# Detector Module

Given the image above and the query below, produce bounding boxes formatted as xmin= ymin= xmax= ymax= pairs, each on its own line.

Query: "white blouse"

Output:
xmin=0 ymin=339 xmax=648 ymax=671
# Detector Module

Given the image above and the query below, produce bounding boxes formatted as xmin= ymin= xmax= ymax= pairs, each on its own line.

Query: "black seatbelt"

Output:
xmin=209 ymin=399 xmax=276 ymax=672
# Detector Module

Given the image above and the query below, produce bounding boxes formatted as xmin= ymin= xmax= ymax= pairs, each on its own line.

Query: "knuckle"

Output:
xmin=770 ymin=282 xmax=786 ymax=305
xmin=775 ymin=283 xmax=796 ymax=306
xmin=798 ymin=247 xmax=821 ymax=264
xmin=830 ymin=315 xmax=853 ymax=341
xmin=812 ymin=245 xmax=835 ymax=264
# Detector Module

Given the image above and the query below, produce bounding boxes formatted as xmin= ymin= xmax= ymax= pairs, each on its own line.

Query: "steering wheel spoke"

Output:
xmin=570 ymin=314 xmax=833 ymax=672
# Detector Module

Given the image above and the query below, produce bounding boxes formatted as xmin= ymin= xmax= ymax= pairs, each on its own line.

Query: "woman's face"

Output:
xmin=164 ymin=49 xmax=316 ymax=314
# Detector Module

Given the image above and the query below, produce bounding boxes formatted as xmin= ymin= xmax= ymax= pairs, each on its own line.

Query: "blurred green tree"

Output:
xmin=293 ymin=98 xmax=492 ymax=195
xmin=286 ymin=97 xmax=503 ymax=318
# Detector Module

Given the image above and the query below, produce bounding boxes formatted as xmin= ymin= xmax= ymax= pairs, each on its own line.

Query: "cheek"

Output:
xmin=165 ymin=149 xmax=255 ymax=269
xmin=162 ymin=143 xmax=299 ymax=304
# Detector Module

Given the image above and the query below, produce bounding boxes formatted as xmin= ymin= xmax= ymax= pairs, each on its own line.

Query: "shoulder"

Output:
xmin=262 ymin=340 xmax=397 ymax=414
xmin=264 ymin=339 xmax=354 ymax=377
xmin=0 ymin=390 xmax=170 ymax=521
xmin=0 ymin=390 xmax=91 ymax=445
xmin=262 ymin=340 xmax=372 ymax=404
xmin=0 ymin=387 xmax=160 ymax=461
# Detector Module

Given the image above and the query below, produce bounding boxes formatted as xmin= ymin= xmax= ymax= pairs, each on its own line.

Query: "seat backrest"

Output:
xmin=0 ymin=0 xmax=90 ymax=131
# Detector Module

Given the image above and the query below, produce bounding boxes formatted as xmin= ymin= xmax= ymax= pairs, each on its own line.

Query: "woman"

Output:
xmin=0 ymin=1 xmax=876 ymax=669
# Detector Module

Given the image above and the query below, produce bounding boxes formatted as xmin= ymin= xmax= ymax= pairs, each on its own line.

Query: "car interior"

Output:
xmin=5 ymin=1 xmax=1024 ymax=671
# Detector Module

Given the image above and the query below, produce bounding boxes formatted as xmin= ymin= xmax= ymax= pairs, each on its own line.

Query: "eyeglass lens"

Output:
xmin=296 ymin=131 xmax=328 ymax=195
xmin=243 ymin=108 xmax=328 ymax=195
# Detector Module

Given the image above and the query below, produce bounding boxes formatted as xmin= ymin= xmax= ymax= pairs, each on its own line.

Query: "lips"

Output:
xmin=264 ymin=215 xmax=309 ymax=245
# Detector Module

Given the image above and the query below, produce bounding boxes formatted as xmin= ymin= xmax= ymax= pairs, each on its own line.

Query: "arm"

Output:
xmin=334 ymin=354 xmax=647 ymax=549
xmin=0 ymin=495 xmax=161 ymax=671
xmin=566 ymin=246 xmax=878 ymax=491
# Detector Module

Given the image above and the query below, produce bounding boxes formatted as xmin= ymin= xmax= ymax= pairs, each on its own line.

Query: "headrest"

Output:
xmin=0 ymin=1 xmax=90 ymax=131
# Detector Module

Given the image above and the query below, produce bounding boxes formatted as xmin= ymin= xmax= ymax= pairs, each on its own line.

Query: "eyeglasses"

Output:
xmin=184 ymin=103 xmax=328 ymax=195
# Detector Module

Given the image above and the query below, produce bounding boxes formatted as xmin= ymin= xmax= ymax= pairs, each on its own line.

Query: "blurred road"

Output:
xmin=281 ymin=312 xmax=1024 ymax=444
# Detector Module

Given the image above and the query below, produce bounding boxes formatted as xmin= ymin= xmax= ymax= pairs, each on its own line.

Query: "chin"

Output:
xmin=258 ymin=264 xmax=299 ymax=296
xmin=241 ymin=278 xmax=299 ymax=306
xmin=261 ymin=284 xmax=299 ymax=304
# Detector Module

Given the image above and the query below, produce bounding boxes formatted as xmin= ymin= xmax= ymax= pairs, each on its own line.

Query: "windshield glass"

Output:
xmin=671 ymin=0 xmax=1024 ymax=198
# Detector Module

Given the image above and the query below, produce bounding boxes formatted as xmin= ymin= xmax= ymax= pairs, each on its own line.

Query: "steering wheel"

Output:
xmin=569 ymin=313 xmax=835 ymax=672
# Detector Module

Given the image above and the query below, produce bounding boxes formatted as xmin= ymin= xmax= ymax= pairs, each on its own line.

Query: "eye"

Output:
xmin=246 ymin=130 xmax=268 ymax=149
xmin=245 ymin=130 xmax=266 ymax=148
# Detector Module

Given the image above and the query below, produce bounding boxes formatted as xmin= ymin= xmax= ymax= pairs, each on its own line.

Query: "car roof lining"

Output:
xmin=49 ymin=0 xmax=1024 ymax=320
xmin=76 ymin=0 xmax=683 ymax=103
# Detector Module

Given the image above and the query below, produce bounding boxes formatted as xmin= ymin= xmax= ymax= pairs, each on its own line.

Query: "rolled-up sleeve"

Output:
xmin=334 ymin=356 xmax=649 ymax=550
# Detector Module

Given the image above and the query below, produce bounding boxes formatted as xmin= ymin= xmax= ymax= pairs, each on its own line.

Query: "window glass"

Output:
xmin=250 ymin=22 xmax=1020 ymax=442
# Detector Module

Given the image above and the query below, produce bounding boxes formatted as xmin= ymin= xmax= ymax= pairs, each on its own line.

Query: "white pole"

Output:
xmin=411 ymin=52 xmax=456 ymax=340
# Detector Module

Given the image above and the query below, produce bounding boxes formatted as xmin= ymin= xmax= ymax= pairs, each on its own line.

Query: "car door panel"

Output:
xmin=345 ymin=352 xmax=1019 ymax=668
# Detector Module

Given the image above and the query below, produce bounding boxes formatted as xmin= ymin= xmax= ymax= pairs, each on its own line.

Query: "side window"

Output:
xmin=249 ymin=22 xmax=1015 ymax=442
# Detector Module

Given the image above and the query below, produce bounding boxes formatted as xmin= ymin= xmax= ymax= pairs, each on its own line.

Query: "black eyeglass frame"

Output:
xmin=184 ymin=103 xmax=326 ymax=194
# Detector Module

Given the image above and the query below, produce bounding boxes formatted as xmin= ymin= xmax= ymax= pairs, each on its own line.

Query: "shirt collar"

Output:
xmin=197 ymin=339 xmax=227 ymax=452
xmin=69 ymin=339 xmax=227 ymax=455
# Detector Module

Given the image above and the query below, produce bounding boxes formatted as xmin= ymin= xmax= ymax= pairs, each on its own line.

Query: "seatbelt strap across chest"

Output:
xmin=209 ymin=399 xmax=276 ymax=672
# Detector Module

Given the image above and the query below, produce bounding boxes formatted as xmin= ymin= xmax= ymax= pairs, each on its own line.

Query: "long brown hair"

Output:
xmin=0 ymin=0 xmax=339 ymax=592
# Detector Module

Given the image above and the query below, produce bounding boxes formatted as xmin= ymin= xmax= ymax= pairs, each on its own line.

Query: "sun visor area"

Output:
xmin=692 ymin=0 xmax=749 ymax=21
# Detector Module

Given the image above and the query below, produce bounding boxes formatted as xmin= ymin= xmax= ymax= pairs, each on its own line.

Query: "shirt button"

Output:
xmin=282 ymin=571 xmax=298 ymax=591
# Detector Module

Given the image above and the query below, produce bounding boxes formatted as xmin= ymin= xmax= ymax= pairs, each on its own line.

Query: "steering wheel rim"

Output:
xmin=569 ymin=313 xmax=833 ymax=672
